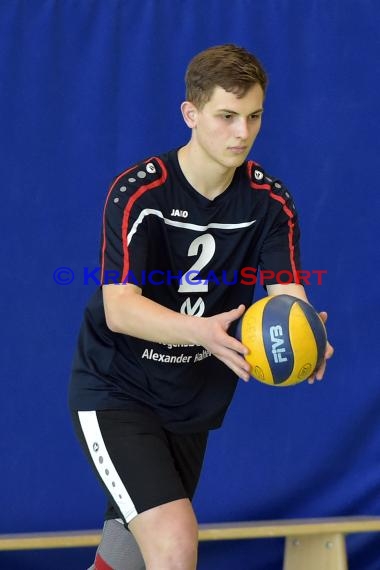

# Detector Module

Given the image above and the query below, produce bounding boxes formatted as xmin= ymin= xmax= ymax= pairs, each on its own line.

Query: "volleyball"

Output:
xmin=237 ymin=295 xmax=327 ymax=386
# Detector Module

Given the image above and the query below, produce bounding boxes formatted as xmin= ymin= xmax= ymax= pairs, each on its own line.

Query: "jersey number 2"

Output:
xmin=178 ymin=234 xmax=216 ymax=293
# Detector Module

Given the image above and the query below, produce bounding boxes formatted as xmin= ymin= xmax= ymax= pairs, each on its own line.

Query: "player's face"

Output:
xmin=191 ymin=84 xmax=264 ymax=169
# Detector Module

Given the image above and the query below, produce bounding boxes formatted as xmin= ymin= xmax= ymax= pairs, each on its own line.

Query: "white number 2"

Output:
xmin=178 ymin=234 xmax=216 ymax=293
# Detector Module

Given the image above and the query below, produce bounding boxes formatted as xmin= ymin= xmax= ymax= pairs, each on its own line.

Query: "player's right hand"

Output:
xmin=194 ymin=305 xmax=251 ymax=382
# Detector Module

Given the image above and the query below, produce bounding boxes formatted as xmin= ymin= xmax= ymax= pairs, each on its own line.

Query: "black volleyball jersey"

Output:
xmin=69 ymin=149 xmax=301 ymax=433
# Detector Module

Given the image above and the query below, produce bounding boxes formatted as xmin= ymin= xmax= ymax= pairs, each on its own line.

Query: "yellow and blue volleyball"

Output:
xmin=237 ymin=295 xmax=327 ymax=386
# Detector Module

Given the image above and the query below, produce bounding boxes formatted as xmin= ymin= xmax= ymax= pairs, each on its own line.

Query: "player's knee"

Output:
xmin=146 ymin=524 xmax=198 ymax=570
xmin=156 ymin=541 xmax=197 ymax=570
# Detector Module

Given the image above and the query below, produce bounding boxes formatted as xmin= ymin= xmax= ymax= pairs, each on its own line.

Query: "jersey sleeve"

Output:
xmin=253 ymin=167 xmax=301 ymax=287
xmin=100 ymin=157 xmax=167 ymax=285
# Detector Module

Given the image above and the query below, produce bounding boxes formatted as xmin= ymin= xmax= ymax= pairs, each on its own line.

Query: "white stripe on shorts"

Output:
xmin=78 ymin=411 xmax=138 ymax=523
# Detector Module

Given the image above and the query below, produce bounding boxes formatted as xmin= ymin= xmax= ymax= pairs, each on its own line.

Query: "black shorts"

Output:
xmin=72 ymin=408 xmax=208 ymax=526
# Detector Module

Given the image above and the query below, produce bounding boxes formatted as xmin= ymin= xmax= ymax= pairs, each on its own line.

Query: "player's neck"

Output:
xmin=177 ymin=143 xmax=236 ymax=200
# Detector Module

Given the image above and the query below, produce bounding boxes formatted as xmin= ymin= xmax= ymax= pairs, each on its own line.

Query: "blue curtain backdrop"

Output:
xmin=1 ymin=1 xmax=379 ymax=568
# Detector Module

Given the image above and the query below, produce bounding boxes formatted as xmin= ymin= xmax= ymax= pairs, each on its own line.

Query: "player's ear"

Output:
xmin=181 ymin=101 xmax=198 ymax=128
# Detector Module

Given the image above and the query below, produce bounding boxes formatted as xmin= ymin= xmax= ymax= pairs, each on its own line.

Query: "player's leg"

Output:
xmin=71 ymin=408 xmax=207 ymax=570
xmin=90 ymin=500 xmax=198 ymax=570
xmin=128 ymin=498 xmax=198 ymax=570
xmin=127 ymin=429 xmax=209 ymax=569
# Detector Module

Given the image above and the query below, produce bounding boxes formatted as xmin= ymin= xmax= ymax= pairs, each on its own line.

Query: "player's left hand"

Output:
xmin=308 ymin=311 xmax=334 ymax=384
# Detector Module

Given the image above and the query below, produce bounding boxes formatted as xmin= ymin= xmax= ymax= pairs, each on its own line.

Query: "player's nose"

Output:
xmin=234 ymin=118 xmax=249 ymax=139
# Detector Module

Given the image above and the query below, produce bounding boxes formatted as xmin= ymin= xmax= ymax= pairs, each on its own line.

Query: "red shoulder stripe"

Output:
xmin=247 ymin=161 xmax=299 ymax=283
xmin=100 ymin=157 xmax=168 ymax=284
xmin=121 ymin=158 xmax=167 ymax=282
xmin=100 ymin=163 xmax=139 ymax=284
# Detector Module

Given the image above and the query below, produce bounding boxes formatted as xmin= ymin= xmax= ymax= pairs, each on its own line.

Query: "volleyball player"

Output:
xmin=69 ymin=44 xmax=333 ymax=570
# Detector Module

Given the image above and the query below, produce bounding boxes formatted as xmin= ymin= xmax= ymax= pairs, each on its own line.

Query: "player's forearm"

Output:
xmin=103 ymin=287 xmax=200 ymax=345
xmin=266 ymin=283 xmax=309 ymax=303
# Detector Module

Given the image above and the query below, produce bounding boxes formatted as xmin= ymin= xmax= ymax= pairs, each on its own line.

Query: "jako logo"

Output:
xmin=171 ymin=209 xmax=188 ymax=218
xmin=269 ymin=325 xmax=288 ymax=363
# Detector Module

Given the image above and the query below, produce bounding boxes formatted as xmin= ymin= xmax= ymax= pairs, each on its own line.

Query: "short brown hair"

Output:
xmin=185 ymin=44 xmax=268 ymax=108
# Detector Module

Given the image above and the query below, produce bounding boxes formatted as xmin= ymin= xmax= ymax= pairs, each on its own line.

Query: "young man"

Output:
xmin=69 ymin=44 xmax=333 ymax=570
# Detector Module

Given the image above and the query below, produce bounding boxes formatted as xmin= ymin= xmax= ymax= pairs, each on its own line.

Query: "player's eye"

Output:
xmin=222 ymin=114 xmax=233 ymax=120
